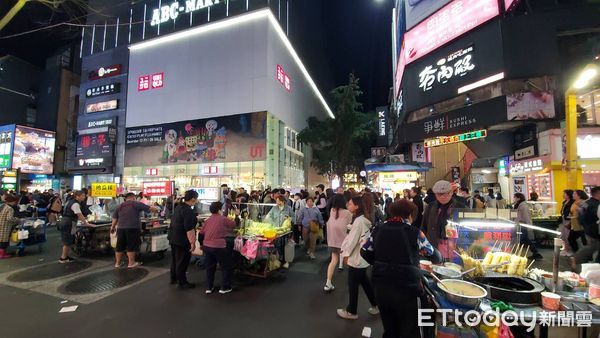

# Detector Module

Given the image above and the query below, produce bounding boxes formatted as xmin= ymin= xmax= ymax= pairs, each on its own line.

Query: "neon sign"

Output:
xmin=424 ymin=129 xmax=487 ymax=148
xmin=150 ymin=0 xmax=222 ymax=27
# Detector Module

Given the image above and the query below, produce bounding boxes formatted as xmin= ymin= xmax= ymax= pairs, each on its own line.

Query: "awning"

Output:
xmin=365 ymin=163 xmax=431 ymax=172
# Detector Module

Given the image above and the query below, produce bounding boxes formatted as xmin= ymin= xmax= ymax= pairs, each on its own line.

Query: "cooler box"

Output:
xmin=151 ymin=234 xmax=169 ymax=252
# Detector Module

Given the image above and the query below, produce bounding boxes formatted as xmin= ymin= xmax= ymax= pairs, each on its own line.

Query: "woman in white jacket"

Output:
xmin=337 ymin=196 xmax=378 ymax=320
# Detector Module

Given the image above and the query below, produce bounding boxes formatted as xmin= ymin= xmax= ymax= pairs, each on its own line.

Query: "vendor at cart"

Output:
xmin=0 ymin=194 xmax=20 ymax=259
xmin=58 ymin=191 xmax=89 ymax=263
xmin=421 ymin=180 xmax=466 ymax=259
xmin=264 ymin=196 xmax=294 ymax=227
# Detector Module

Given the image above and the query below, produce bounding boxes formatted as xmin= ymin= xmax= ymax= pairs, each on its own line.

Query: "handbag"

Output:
xmin=17 ymin=229 xmax=29 ymax=240
xmin=309 ymin=220 xmax=320 ymax=234
xmin=10 ymin=230 xmax=18 ymax=243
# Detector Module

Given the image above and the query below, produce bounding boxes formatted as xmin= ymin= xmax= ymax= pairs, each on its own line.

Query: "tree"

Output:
xmin=298 ymin=73 xmax=377 ymax=186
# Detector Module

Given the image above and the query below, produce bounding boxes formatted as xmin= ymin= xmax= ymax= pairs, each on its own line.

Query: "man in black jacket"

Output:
xmin=168 ymin=190 xmax=199 ymax=290
xmin=571 ymin=187 xmax=600 ymax=271
xmin=409 ymin=187 xmax=424 ymax=229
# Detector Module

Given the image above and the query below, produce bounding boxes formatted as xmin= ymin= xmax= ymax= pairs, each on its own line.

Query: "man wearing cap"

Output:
xmin=111 ymin=192 xmax=158 ymax=268
xmin=422 ymin=180 xmax=466 ymax=258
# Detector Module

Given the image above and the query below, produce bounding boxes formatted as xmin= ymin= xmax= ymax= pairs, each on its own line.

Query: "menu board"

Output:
xmin=11 ymin=126 xmax=55 ymax=174
xmin=527 ymin=173 xmax=552 ymax=201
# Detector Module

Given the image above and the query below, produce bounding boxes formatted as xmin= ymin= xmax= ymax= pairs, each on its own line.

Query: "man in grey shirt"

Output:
xmin=111 ymin=193 xmax=158 ymax=268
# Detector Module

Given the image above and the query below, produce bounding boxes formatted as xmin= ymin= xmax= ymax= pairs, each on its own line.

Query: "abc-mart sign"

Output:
xmin=151 ymin=0 xmax=222 ymax=26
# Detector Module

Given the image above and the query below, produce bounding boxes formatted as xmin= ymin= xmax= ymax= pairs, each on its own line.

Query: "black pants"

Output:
xmin=347 ymin=266 xmax=377 ymax=314
xmin=170 ymin=244 xmax=191 ymax=286
xmin=373 ymin=280 xmax=421 ymax=338
xmin=204 ymin=246 xmax=232 ymax=290
xmin=293 ymin=224 xmax=302 ymax=243
xmin=568 ymin=230 xmax=587 ymax=253
xmin=520 ymin=228 xmax=539 ymax=254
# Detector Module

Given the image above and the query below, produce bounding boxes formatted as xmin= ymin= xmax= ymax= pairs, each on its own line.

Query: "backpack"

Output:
xmin=48 ymin=196 xmax=62 ymax=213
xmin=578 ymin=198 xmax=599 ymax=227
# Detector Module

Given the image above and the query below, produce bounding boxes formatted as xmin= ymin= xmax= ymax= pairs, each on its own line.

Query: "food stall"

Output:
xmin=73 ymin=183 xmax=115 ymax=256
xmin=420 ymin=210 xmax=600 ymax=337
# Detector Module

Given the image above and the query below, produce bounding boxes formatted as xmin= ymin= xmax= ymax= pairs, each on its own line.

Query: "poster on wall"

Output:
xmin=512 ymin=177 xmax=527 ymax=195
xmin=506 ymin=92 xmax=555 ymax=121
xmin=12 ymin=126 xmax=55 ymax=174
xmin=125 ymin=112 xmax=267 ymax=167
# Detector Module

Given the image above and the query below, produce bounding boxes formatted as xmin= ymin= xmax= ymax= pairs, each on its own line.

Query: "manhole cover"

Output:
xmin=58 ymin=268 xmax=149 ymax=295
xmin=8 ymin=261 xmax=93 ymax=282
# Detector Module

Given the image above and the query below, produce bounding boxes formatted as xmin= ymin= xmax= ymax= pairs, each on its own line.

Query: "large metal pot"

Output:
xmin=437 ymin=279 xmax=488 ymax=309
xmin=432 ymin=265 xmax=462 ymax=280
xmin=473 ymin=276 xmax=545 ymax=306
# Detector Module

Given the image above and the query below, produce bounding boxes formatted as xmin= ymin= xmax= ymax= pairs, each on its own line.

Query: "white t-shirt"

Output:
xmin=71 ymin=202 xmax=82 ymax=215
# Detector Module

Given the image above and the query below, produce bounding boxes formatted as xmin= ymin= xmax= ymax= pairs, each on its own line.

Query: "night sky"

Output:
xmin=0 ymin=0 xmax=394 ymax=112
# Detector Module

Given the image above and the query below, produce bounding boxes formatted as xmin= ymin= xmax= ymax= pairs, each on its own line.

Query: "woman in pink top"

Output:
xmin=324 ymin=194 xmax=353 ymax=292
xmin=199 ymin=201 xmax=238 ymax=294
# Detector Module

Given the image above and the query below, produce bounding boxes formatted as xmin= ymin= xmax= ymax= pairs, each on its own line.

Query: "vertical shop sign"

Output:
xmin=276 ymin=65 xmax=291 ymax=92
xmin=451 ymin=167 xmax=461 ymax=183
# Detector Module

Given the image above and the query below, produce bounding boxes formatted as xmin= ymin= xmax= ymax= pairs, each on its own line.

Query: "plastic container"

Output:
xmin=541 ymin=292 xmax=561 ymax=311
xmin=589 ymin=284 xmax=600 ymax=299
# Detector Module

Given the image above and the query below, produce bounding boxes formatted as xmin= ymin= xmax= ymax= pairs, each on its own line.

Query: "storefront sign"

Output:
xmin=0 ymin=125 xmax=15 ymax=169
xmin=371 ymin=147 xmax=387 ymax=158
xmin=12 ymin=126 xmax=55 ymax=174
xmin=145 ymin=168 xmax=159 ymax=176
xmin=424 ymin=129 xmax=487 ymax=148
xmin=400 ymin=95 xmax=506 ymax=143
xmin=276 ymin=65 xmax=291 ymax=92
xmin=124 ymin=112 xmax=267 ymax=167
xmin=86 ymin=83 xmax=121 ymax=98
xmin=380 ymin=172 xmax=418 ymax=183
xmin=411 ymin=142 xmax=430 ymax=162
xmin=1 ymin=169 xmax=18 ymax=191
xmin=514 ymin=145 xmax=535 ymax=160
xmin=577 ymin=135 xmax=600 ymax=159
xmin=506 ymin=92 xmax=555 ymax=121
xmin=192 ymin=187 xmax=219 ymax=200
xmin=86 ymin=100 xmax=118 ymax=113
xmin=138 ymin=72 xmax=164 ymax=91
xmin=512 ymin=177 xmax=527 ymax=195
xmin=403 ymin=20 xmax=504 ymax=112
xmin=418 ymin=46 xmax=475 ymax=92
xmin=76 ymin=158 xmax=107 ymax=168
xmin=377 ymin=107 xmax=387 ymax=136
xmin=142 ymin=181 xmax=174 ymax=197
xmin=88 ymin=64 xmax=122 ymax=80
xmin=91 ymin=183 xmax=117 ymax=198
xmin=404 ymin=0 xmax=451 ymax=31
xmin=509 ymin=158 xmax=544 ymax=174
xmin=404 ymin=0 xmax=499 ymax=65
xmin=202 ymin=165 xmax=219 ymax=175
xmin=75 ymin=131 xmax=114 ymax=169
xmin=150 ymin=0 xmax=222 ymax=26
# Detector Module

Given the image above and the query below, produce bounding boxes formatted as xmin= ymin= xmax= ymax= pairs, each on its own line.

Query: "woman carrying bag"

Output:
xmin=337 ymin=196 xmax=378 ymax=320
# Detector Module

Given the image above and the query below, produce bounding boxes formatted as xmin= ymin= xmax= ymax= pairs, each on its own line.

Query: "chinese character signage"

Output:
xmin=376 ymin=106 xmax=389 ymax=146
xmin=0 ymin=124 xmax=15 ymax=169
xmin=75 ymin=132 xmax=114 ymax=169
xmin=88 ymin=64 xmax=122 ymax=81
xmin=86 ymin=100 xmax=118 ymax=113
xmin=91 ymin=183 xmax=117 ymax=198
xmin=125 ymin=112 xmax=267 ymax=166
xmin=85 ymin=83 xmax=121 ymax=98
xmin=143 ymin=181 xmax=174 ymax=197
xmin=509 ymin=158 xmax=544 ymax=174
xmin=411 ymin=142 xmax=430 ymax=162
xmin=425 ymin=129 xmax=487 ymax=148
xmin=145 ymin=168 xmax=159 ymax=176
xmin=0 ymin=169 xmax=18 ymax=191
xmin=404 ymin=0 xmax=499 ymax=65
xmin=138 ymin=72 xmax=164 ymax=91
xmin=12 ymin=126 xmax=55 ymax=174
xmin=276 ymin=65 xmax=291 ymax=92
xmin=192 ymin=187 xmax=219 ymax=200
xmin=403 ymin=20 xmax=504 ymax=113
xmin=371 ymin=147 xmax=387 ymax=158
xmin=404 ymin=0 xmax=451 ymax=31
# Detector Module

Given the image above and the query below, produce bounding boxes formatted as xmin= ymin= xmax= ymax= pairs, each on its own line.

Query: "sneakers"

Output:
xmin=128 ymin=262 xmax=143 ymax=268
xmin=309 ymin=254 xmax=316 ymax=260
xmin=336 ymin=309 xmax=358 ymax=320
xmin=368 ymin=306 xmax=380 ymax=315
xmin=205 ymin=288 xmax=216 ymax=294
xmin=324 ymin=284 xmax=335 ymax=292
xmin=338 ymin=266 xmax=344 ymax=271
xmin=283 ymin=262 xmax=290 ymax=269
xmin=219 ymin=288 xmax=233 ymax=294
xmin=58 ymin=256 xmax=75 ymax=263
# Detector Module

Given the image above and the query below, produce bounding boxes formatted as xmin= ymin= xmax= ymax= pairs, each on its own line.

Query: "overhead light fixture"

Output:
xmin=458 ymin=72 xmax=505 ymax=94
xmin=519 ymin=222 xmax=561 ymax=236
xmin=573 ymin=64 xmax=599 ymax=90
xmin=129 ymin=9 xmax=335 ymax=119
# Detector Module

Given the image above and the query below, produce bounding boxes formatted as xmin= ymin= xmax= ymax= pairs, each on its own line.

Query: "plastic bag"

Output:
xmin=110 ymin=232 xmax=117 ymax=248
xmin=10 ymin=230 xmax=18 ymax=243
xmin=241 ymin=239 xmax=259 ymax=260
xmin=17 ymin=229 xmax=29 ymax=240
xmin=284 ymin=240 xmax=295 ymax=263
xmin=233 ymin=236 xmax=244 ymax=252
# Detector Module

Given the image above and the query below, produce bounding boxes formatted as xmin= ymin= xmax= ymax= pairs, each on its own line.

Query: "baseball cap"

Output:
xmin=432 ymin=180 xmax=452 ymax=194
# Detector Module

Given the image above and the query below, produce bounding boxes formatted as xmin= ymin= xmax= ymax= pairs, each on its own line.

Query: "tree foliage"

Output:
xmin=298 ymin=73 xmax=377 ymax=185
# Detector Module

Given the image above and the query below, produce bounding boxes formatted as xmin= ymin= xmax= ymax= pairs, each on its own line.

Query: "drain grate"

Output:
xmin=8 ymin=261 xmax=93 ymax=283
xmin=58 ymin=268 xmax=149 ymax=295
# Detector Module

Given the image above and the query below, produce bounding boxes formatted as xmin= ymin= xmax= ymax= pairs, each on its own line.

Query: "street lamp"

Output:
xmin=565 ymin=63 xmax=599 ymax=190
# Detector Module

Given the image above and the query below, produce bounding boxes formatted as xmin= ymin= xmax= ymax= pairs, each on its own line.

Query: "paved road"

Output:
xmin=0 ymin=228 xmax=383 ymax=338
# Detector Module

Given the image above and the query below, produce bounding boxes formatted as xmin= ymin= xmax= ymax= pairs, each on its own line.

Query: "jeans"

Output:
xmin=373 ymin=280 xmax=421 ymax=338
xmin=170 ymin=244 xmax=191 ymax=286
xmin=204 ymin=246 xmax=233 ymax=290
xmin=346 ymin=266 xmax=377 ymax=315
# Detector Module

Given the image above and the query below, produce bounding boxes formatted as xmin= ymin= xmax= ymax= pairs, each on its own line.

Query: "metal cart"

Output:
xmin=10 ymin=218 xmax=47 ymax=256
xmin=139 ymin=222 xmax=169 ymax=259
xmin=73 ymin=222 xmax=112 ymax=256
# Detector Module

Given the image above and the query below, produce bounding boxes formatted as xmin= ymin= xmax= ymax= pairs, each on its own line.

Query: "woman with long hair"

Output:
xmin=495 ymin=192 xmax=507 ymax=209
xmin=569 ymin=190 xmax=589 ymax=253
xmin=324 ymin=194 xmax=353 ymax=292
xmin=559 ymin=189 xmax=575 ymax=256
xmin=337 ymin=196 xmax=378 ymax=319
xmin=514 ymin=193 xmax=542 ymax=259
